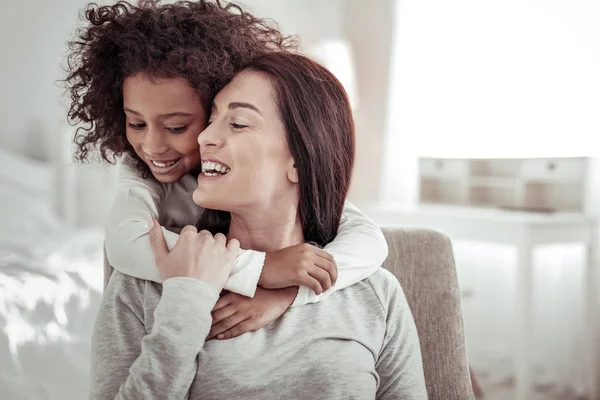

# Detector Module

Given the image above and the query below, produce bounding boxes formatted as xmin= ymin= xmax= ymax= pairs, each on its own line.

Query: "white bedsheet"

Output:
xmin=1 ymin=185 xmax=104 ymax=400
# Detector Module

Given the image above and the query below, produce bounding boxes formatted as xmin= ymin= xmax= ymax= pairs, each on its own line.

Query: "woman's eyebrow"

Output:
xmin=228 ymin=101 xmax=262 ymax=116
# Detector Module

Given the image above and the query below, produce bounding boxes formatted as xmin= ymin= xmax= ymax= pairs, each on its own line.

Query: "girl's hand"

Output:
xmin=148 ymin=218 xmax=239 ymax=293
xmin=260 ymin=243 xmax=337 ymax=294
xmin=208 ymin=286 xmax=298 ymax=340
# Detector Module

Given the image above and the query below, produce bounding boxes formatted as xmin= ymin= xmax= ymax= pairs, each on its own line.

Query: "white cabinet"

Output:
xmin=521 ymin=158 xmax=585 ymax=181
xmin=420 ymin=158 xmax=469 ymax=178
xmin=419 ymin=157 xmax=594 ymax=213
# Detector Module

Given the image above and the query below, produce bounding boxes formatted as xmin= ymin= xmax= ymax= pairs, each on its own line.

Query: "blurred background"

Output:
xmin=1 ymin=0 xmax=599 ymax=399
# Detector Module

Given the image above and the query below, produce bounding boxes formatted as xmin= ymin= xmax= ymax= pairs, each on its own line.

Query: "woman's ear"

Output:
xmin=287 ymin=161 xmax=299 ymax=183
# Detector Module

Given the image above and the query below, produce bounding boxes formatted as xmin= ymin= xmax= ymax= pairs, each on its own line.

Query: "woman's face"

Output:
xmin=123 ymin=73 xmax=205 ymax=183
xmin=193 ymin=69 xmax=298 ymax=212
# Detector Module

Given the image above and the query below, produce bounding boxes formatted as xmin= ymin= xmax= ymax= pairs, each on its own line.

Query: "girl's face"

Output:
xmin=122 ymin=73 xmax=205 ymax=183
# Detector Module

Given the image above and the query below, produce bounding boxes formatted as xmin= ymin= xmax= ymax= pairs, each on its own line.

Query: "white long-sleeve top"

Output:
xmin=104 ymin=162 xmax=388 ymax=307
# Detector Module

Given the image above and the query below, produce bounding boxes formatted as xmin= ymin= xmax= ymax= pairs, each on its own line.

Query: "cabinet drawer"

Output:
xmin=521 ymin=158 xmax=585 ymax=181
xmin=420 ymin=158 xmax=468 ymax=178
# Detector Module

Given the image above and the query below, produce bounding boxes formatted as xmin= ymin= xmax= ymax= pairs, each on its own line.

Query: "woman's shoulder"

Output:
xmin=104 ymin=270 xmax=162 ymax=304
xmin=363 ymin=268 xmax=409 ymax=311
xmin=104 ymin=270 xmax=146 ymax=302
xmin=104 ymin=270 xmax=167 ymax=319
xmin=365 ymin=268 xmax=403 ymax=292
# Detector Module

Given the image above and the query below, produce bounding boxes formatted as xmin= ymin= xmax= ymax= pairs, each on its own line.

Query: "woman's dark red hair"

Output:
xmin=198 ymin=53 xmax=355 ymax=246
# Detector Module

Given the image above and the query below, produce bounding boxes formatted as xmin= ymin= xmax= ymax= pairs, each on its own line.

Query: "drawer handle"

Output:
xmin=435 ymin=160 xmax=444 ymax=170
xmin=547 ymin=162 xmax=556 ymax=171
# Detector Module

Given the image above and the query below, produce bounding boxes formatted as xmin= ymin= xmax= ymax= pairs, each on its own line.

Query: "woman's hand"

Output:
xmin=259 ymin=243 xmax=338 ymax=294
xmin=208 ymin=286 xmax=298 ymax=340
xmin=148 ymin=218 xmax=239 ymax=293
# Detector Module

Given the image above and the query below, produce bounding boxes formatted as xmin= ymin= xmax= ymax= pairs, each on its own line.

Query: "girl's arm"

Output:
xmin=291 ymin=201 xmax=388 ymax=306
xmin=210 ymin=202 xmax=388 ymax=340
xmin=105 ymin=162 xmax=265 ymax=297
xmin=104 ymin=162 xmax=175 ymax=283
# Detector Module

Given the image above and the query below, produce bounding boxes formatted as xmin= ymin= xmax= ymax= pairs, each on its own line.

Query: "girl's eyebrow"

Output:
xmin=124 ymin=107 xmax=193 ymax=119
xmin=123 ymin=107 xmax=142 ymax=115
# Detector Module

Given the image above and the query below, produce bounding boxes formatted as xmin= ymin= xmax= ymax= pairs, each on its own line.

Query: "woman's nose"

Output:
xmin=197 ymin=123 xmax=225 ymax=149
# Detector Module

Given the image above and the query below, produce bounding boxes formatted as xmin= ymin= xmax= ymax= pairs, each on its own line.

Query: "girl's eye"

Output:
xmin=230 ymin=122 xmax=248 ymax=130
xmin=166 ymin=126 xmax=187 ymax=133
xmin=128 ymin=123 xmax=146 ymax=129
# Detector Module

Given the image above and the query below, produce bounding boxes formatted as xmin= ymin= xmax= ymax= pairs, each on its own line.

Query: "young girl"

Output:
xmin=65 ymin=0 xmax=388 ymax=339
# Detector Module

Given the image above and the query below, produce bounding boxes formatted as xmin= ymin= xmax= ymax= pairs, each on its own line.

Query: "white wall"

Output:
xmin=239 ymin=0 xmax=345 ymax=48
xmin=0 ymin=0 xmax=117 ymax=226
xmin=382 ymin=0 xmax=600 ymax=204
xmin=0 ymin=0 xmax=105 ymax=161
xmin=344 ymin=0 xmax=396 ymax=203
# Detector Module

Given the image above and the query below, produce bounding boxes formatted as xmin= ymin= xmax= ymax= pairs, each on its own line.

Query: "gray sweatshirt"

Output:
xmin=90 ymin=269 xmax=427 ymax=400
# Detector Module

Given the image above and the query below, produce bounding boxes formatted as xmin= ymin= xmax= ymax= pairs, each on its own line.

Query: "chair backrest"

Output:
xmin=102 ymin=227 xmax=473 ymax=399
xmin=381 ymin=227 xmax=474 ymax=399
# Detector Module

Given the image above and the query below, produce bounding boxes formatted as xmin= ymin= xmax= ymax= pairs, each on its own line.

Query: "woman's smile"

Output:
xmin=200 ymin=159 xmax=231 ymax=177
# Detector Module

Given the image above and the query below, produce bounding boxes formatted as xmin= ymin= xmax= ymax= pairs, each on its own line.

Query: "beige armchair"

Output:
xmin=381 ymin=227 xmax=474 ymax=399
xmin=103 ymin=227 xmax=474 ymax=399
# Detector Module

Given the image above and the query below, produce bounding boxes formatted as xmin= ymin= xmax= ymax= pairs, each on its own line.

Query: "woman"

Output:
xmin=91 ymin=52 xmax=427 ymax=399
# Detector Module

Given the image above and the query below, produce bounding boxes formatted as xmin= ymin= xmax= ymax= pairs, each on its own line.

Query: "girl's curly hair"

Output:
xmin=64 ymin=0 xmax=295 ymax=174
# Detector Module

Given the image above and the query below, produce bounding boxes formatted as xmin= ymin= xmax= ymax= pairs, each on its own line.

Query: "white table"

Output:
xmin=362 ymin=203 xmax=599 ymax=400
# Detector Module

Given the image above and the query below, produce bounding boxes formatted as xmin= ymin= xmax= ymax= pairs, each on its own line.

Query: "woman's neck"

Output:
xmin=227 ymin=204 xmax=304 ymax=253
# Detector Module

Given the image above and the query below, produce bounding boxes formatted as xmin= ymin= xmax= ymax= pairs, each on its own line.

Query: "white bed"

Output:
xmin=0 ymin=148 xmax=105 ymax=400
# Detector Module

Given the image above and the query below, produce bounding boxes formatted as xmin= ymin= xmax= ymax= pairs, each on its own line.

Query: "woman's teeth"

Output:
xmin=201 ymin=161 xmax=231 ymax=176
xmin=151 ymin=159 xmax=179 ymax=168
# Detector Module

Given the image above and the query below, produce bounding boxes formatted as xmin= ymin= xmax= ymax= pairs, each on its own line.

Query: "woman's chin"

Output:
xmin=194 ymin=173 xmax=234 ymax=208
xmin=192 ymin=188 xmax=219 ymax=209
xmin=192 ymin=188 xmax=206 ymax=207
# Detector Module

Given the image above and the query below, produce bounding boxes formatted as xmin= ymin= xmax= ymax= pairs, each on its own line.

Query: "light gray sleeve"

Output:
xmin=373 ymin=273 xmax=428 ymax=399
xmin=90 ymin=271 xmax=218 ymax=400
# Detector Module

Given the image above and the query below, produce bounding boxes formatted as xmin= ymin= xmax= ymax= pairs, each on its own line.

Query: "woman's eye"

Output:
xmin=230 ymin=122 xmax=248 ymax=130
xmin=127 ymin=123 xmax=146 ymax=129
xmin=166 ymin=126 xmax=187 ymax=133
